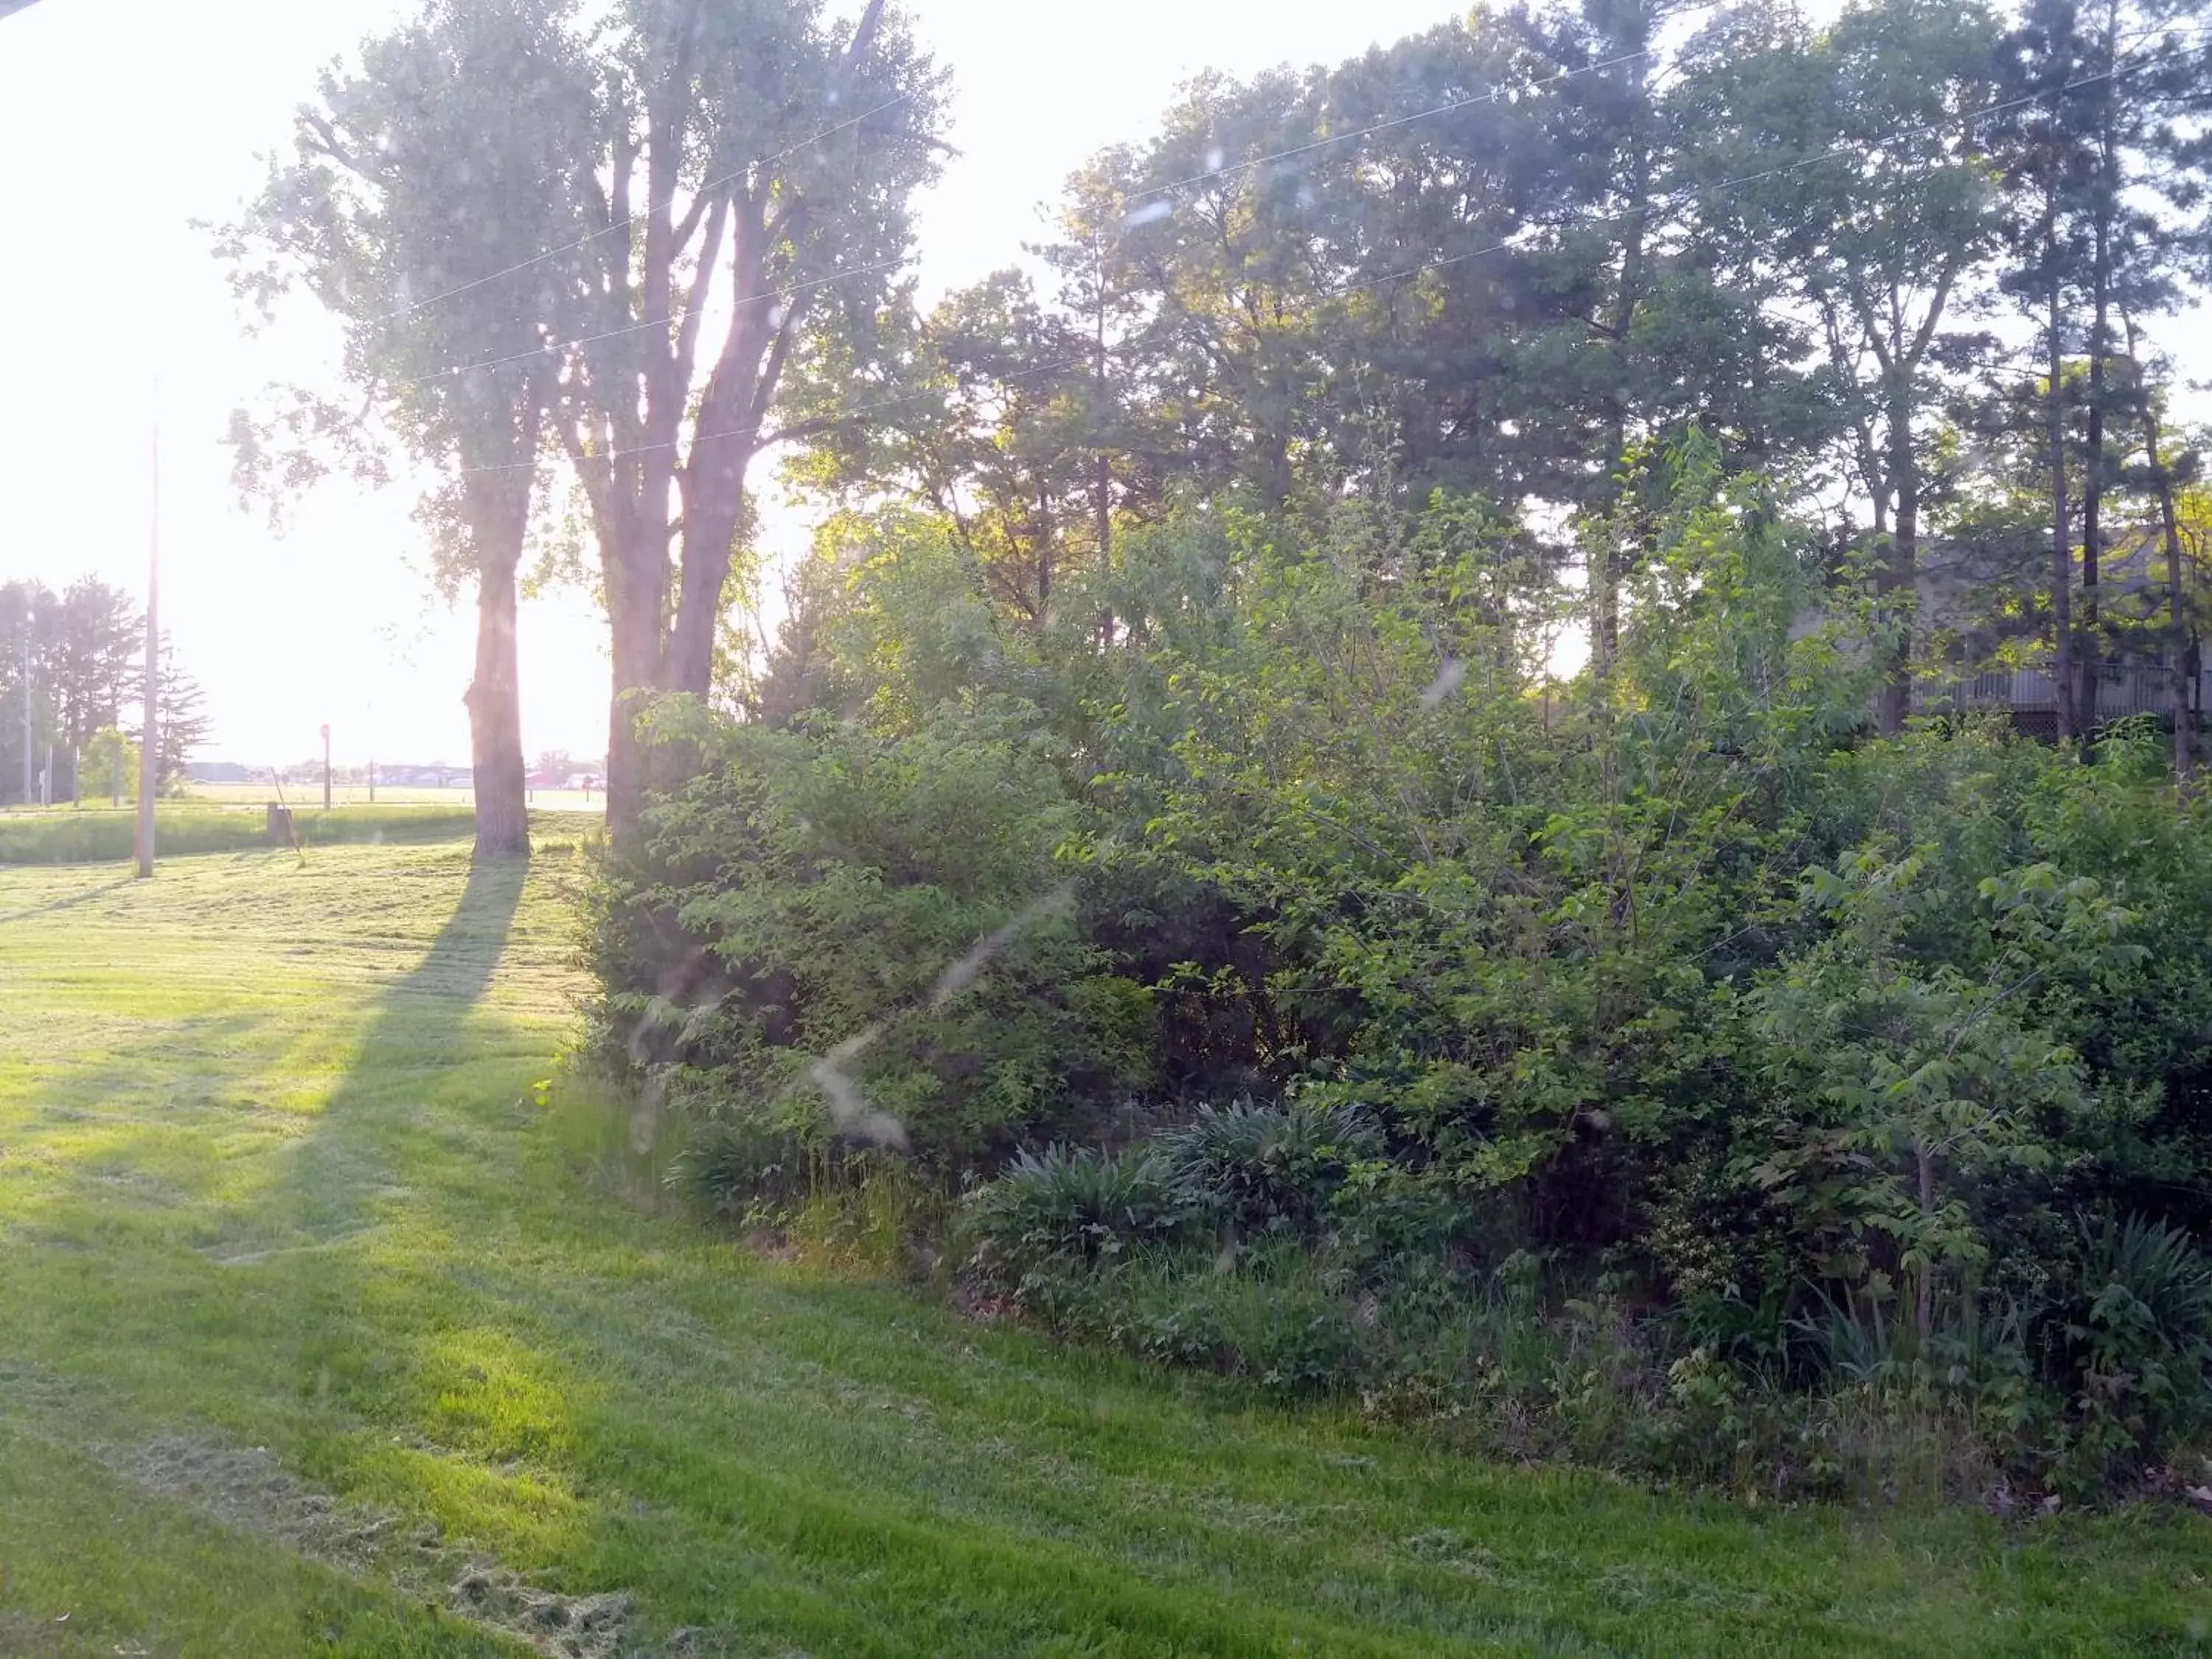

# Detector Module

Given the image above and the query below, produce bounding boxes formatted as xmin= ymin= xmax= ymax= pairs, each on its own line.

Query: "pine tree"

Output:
xmin=136 ymin=636 xmax=212 ymax=796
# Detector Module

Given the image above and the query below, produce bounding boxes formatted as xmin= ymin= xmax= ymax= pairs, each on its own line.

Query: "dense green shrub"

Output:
xmin=682 ymin=1107 xmax=815 ymax=1219
xmin=2035 ymin=1212 xmax=2212 ymax=1489
xmin=589 ymin=668 xmax=1155 ymax=1180
xmin=591 ymin=464 xmax=2212 ymax=1498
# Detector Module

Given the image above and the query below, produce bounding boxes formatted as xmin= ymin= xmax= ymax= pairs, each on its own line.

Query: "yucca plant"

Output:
xmin=2053 ymin=1213 xmax=2212 ymax=1388
xmin=1158 ymin=1096 xmax=1380 ymax=1237
xmin=2041 ymin=1212 xmax=2212 ymax=1486
xmin=964 ymin=1145 xmax=1196 ymax=1285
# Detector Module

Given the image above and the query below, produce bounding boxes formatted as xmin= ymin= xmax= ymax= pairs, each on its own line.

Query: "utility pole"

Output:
xmin=321 ymin=723 xmax=333 ymax=811
xmin=18 ymin=621 xmax=29 ymax=808
xmin=136 ymin=404 xmax=159 ymax=879
xmin=368 ymin=758 xmax=376 ymax=803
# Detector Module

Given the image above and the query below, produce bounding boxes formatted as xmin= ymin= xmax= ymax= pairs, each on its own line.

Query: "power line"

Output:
xmin=372 ymin=7 xmax=1715 ymax=380
xmin=1124 ymin=4 xmax=1730 ymax=212
xmin=366 ymin=91 xmax=914 ymax=327
xmin=394 ymin=251 xmax=911 ymax=392
xmin=1130 ymin=15 xmax=2208 ymax=227
xmin=451 ymin=350 xmax=1074 ymax=476
xmin=1331 ymin=54 xmax=2177 ymax=300
xmin=299 ymin=5 xmax=2209 ymax=413
xmin=445 ymin=43 xmax=2200 ymax=479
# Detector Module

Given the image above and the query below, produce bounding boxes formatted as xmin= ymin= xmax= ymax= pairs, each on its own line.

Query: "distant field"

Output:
xmin=0 ymin=837 xmax=2207 ymax=1655
xmin=186 ymin=785 xmax=607 ymax=813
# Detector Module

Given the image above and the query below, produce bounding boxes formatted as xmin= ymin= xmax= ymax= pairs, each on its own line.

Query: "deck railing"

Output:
xmin=1923 ymin=664 xmax=2210 ymax=722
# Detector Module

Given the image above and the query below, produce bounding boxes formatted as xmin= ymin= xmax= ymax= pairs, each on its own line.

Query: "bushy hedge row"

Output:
xmin=960 ymin=1105 xmax=2212 ymax=1501
xmin=590 ymin=479 xmax=2212 ymax=1500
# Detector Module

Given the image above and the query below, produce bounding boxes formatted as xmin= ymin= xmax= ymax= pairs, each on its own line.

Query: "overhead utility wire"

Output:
xmin=422 ymin=29 xmax=2177 ymax=408
xmin=366 ymin=90 xmax=914 ymax=326
xmin=392 ymin=22 xmax=1725 ymax=381
xmin=447 ymin=47 xmax=2188 ymax=479
xmin=398 ymin=252 xmax=911 ymax=389
xmin=1124 ymin=18 xmax=1725 ymax=208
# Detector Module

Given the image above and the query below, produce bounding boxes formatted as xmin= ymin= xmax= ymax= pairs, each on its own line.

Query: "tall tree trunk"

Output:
xmin=460 ymin=417 xmax=538 ymax=860
xmin=1037 ymin=484 xmax=1055 ymax=627
xmin=2076 ymin=0 xmax=2126 ymax=742
xmin=2143 ymin=397 xmax=2195 ymax=778
xmin=1093 ymin=272 xmax=1113 ymax=571
xmin=2048 ymin=266 xmax=2076 ymax=743
xmin=1592 ymin=434 xmax=1624 ymax=682
xmin=466 ymin=549 xmax=529 ymax=861
xmin=668 ymin=422 xmax=759 ymax=695
xmin=1592 ymin=139 xmax=1649 ymax=683
xmin=666 ymin=197 xmax=769 ymax=698
xmin=1875 ymin=389 xmax=1918 ymax=734
xmin=2079 ymin=209 xmax=2110 ymax=738
xmin=2118 ymin=309 xmax=2193 ymax=779
xmin=603 ymin=539 xmax=666 ymax=837
xmin=1916 ymin=1140 xmax=1938 ymax=1342
xmin=1093 ymin=448 xmax=1114 ymax=647
xmin=663 ymin=0 xmax=888 ymax=698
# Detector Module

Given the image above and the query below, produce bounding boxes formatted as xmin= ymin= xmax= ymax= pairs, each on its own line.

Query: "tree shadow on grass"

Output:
xmin=0 ymin=852 xmax=542 ymax=1652
xmin=233 ymin=854 xmax=531 ymax=1255
xmin=0 ymin=872 xmax=134 ymax=926
xmin=6 ymin=852 xmax=534 ymax=1335
xmin=360 ymin=853 xmax=528 ymax=1006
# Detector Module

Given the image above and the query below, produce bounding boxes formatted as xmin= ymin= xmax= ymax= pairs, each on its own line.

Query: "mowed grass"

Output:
xmin=0 ymin=803 xmax=489 ymax=865
xmin=1 ymin=843 xmax=2208 ymax=1657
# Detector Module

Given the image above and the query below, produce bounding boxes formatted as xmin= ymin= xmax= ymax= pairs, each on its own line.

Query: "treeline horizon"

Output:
xmin=230 ymin=0 xmax=2211 ymax=857
xmin=0 ymin=575 xmax=209 ymax=805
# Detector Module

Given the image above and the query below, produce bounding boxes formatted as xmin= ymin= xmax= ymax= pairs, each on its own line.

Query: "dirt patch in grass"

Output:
xmin=98 ymin=1434 xmax=408 ymax=1571
xmin=81 ymin=1168 xmax=185 ymax=1204
xmin=95 ymin=1433 xmax=655 ymax=1656
xmin=6 ymin=1224 xmax=92 ymax=1253
xmin=450 ymin=1568 xmax=634 ymax=1659
xmin=199 ymin=1226 xmax=380 ymax=1268
xmin=0 ymin=1361 xmax=81 ymax=1417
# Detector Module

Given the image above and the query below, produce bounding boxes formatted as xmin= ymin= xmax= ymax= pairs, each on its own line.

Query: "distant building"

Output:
xmin=1918 ymin=532 xmax=2206 ymax=733
xmin=186 ymin=762 xmax=256 ymax=785
xmin=375 ymin=765 xmax=473 ymax=787
xmin=1794 ymin=529 xmax=2207 ymax=737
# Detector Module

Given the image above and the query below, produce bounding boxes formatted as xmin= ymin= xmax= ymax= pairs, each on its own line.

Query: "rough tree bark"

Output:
xmin=663 ymin=0 xmax=889 ymax=697
xmin=465 ymin=553 xmax=529 ymax=860
xmin=1876 ymin=390 xmax=1919 ymax=735
xmin=582 ymin=0 xmax=891 ymax=838
xmin=461 ymin=459 xmax=537 ymax=862
xmin=2079 ymin=185 xmax=2112 ymax=737
xmin=1590 ymin=26 xmax=1652 ymax=684
xmin=2141 ymin=385 xmax=2195 ymax=779
xmin=2048 ymin=264 xmax=2077 ymax=743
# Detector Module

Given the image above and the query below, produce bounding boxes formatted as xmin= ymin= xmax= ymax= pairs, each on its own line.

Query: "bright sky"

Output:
xmin=0 ymin=0 xmax=1464 ymax=768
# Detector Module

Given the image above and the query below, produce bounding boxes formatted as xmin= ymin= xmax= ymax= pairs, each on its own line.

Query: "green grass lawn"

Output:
xmin=1 ymin=839 xmax=2208 ymax=1657
xmin=0 ymin=803 xmax=487 ymax=864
